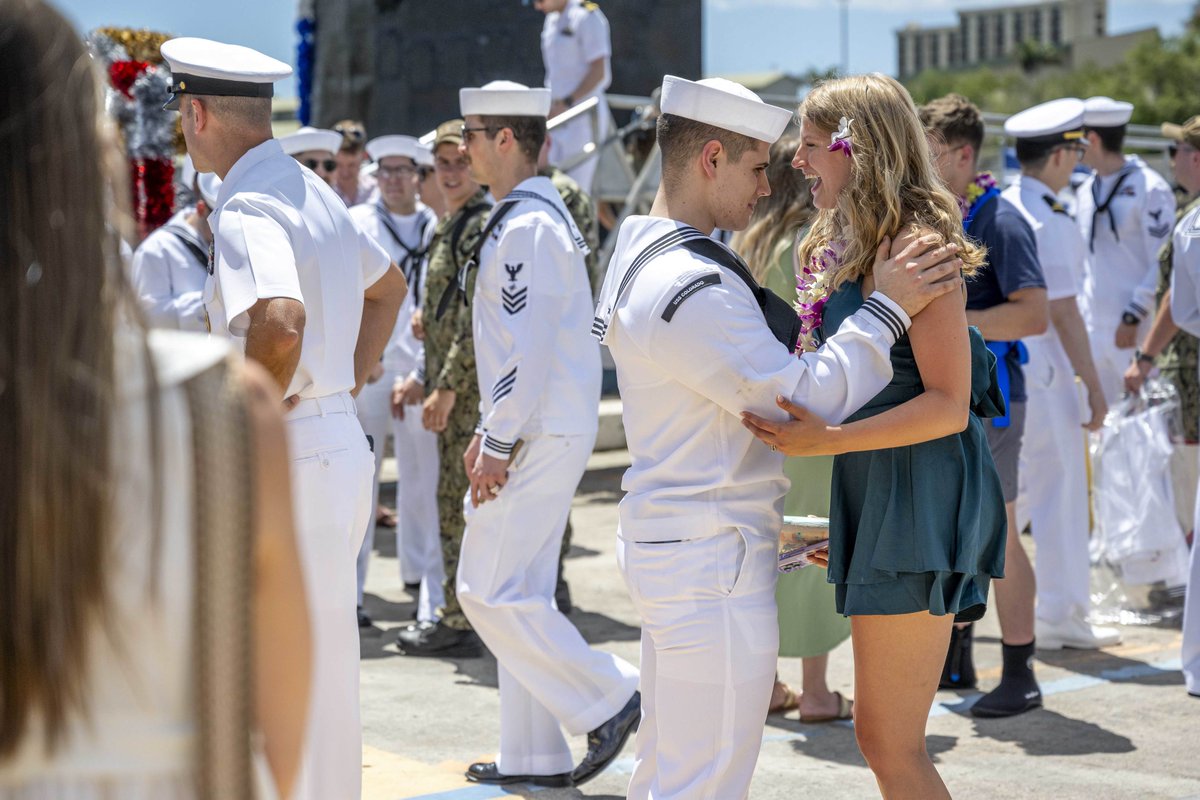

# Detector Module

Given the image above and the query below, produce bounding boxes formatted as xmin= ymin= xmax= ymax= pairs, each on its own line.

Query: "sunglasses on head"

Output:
xmin=303 ymin=158 xmax=337 ymax=172
xmin=334 ymin=124 xmax=366 ymax=142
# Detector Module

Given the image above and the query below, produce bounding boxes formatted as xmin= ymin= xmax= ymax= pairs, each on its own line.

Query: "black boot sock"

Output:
xmin=971 ymin=639 xmax=1042 ymax=718
xmin=940 ymin=623 xmax=977 ymax=689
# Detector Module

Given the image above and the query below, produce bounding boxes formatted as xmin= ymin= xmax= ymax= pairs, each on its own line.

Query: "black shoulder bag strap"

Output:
xmin=675 ymin=236 xmax=800 ymax=353
xmin=435 ymin=201 xmax=517 ymax=320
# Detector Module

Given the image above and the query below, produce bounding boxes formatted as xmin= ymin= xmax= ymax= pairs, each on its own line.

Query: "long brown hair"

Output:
xmin=731 ymin=129 xmax=814 ymax=283
xmin=796 ymin=74 xmax=984 ymax=290
xmin=0 ymin=0 xmax=138 ymax=756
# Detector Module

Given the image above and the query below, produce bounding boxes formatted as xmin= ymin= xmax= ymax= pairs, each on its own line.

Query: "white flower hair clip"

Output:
xmin=828 ymin=116 xmax=854 ymax=157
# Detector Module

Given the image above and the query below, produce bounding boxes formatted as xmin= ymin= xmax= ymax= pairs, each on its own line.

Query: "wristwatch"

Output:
xmin=1134 ymin=349 xmax=1155 ymax=366
xmin=1121 ymin=311 xmax=1140 ymax=326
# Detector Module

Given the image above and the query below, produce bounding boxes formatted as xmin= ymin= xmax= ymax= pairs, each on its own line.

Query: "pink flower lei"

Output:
xmin=794 ymin=243 xmax=841 ymax=354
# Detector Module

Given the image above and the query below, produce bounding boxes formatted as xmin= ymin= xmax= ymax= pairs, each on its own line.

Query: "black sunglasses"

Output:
xmin=303 ymin=158 xmax=337 ymax=172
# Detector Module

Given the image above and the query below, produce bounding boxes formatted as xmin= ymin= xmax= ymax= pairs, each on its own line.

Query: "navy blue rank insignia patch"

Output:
xmin=661 ymin=273 xmax=721 ymax=322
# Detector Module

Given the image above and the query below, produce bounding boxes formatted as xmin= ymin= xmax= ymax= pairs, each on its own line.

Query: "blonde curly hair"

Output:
xmin=796 ymin=73 xmax=984 ymax=290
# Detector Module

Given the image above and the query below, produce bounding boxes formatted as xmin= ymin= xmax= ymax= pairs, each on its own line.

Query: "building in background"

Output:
xmin=306 ymin=0 xmax=700 ymax=136
xmin=896 ymin=0 xmax=1154 ymax=79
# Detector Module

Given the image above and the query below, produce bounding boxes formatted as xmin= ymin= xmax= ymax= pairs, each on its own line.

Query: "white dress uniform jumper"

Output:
xmin=596 ymin=215 xmax=910 ymax=798
xmin=1075 ymin=97 xmax=1176 ymax=404
xmin=130 ymin=208 xmax=212 ymax=332
xmin=541 ymin=0 xmax=612 ymax=192
xmin=348 ymin=198 xmax=443 ymax=622
xmin=453 ymin=171 xmax=640 ymax=777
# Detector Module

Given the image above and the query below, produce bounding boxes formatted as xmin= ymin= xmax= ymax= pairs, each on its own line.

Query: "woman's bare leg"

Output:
xmin=851 ymin=611 xmax=953 ymax=800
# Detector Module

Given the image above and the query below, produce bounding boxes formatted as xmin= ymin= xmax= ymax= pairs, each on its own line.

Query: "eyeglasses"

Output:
xmin=302 ymin=158 xmax=337 ymax=172
xmin=377 ymin=164 xmax=418 ymax=179
xmin=461 ymin=125 xmax=501 ymax=142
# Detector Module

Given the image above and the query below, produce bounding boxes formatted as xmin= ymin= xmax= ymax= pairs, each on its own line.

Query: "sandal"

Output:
xmin=768 ymin=680 xmax=800 ymax=714
xmin=799 ymin=691 xmax=853 ymax=723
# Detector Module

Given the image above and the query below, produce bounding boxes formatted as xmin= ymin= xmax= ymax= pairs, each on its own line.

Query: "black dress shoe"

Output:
xmin=572 ymin=690 xmax=640 ymax=786
xmin=465 ymin=761 xmax=571 ymax=787
xmin=396 ymin=620 xmax=482 ymax=658
xmin=357 ymin=606 xmax=372 ymax=629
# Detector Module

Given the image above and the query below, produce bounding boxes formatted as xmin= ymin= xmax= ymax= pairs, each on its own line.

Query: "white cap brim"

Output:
xmin=660 ymin=75 xmax=792 ymax=144
xmin=279 ymin=127 xmax=342 ymax=157
xmin=366 ymin=135 xmax=425 ymax=163
xmin=1083 ymin=96 xmax=1134 ymax=127
xmin=460 ymin=80 xmax=552 ymax=118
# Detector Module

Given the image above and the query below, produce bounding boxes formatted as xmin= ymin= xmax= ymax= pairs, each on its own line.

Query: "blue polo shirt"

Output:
xmin=965 ymin=194 xmax=1045 ymax=403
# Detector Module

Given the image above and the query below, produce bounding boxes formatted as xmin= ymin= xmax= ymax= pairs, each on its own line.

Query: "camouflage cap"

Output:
xmin=1162 ymin=116 xmax=1200 ymax=150
xmin=433 ymin=118 xmax=464 ymax=149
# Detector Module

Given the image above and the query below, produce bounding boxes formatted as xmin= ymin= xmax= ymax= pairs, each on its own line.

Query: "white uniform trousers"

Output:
xmin=355 ymin=374 xmax=394 ymax=603
xmin=618 ymin=529 xmax=779 ymax=800
xmin=390 ymin=401 xmax=444 ymax=622
xmin=1016 ymin=345 xmax=1093 ymax=625
xmin=457 ymin=433 xmax=639 ymax=776
xmin=1184 ymin=501 xmax=1200 ymax=695
xmin=1186 ymin=408 xmax=1200 ymax=696
xmin=1088 ymin=323 xmax=1139 ymax=406
xmin=285 ymin=395 xmax=375 ymax=800
xmin=549 ymin=99 xmax=610 ymax=195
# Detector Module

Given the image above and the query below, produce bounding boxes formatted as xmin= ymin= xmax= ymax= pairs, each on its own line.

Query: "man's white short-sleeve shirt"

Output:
xmin=205 ymin=139 xmax=391 ymax=399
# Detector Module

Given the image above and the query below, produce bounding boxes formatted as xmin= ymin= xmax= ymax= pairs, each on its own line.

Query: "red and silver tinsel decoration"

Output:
xmin=88 ymin=27 xmax=178 ymax=241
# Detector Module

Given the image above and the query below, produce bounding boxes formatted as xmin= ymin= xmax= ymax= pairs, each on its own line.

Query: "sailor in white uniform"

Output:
xmin=593 ymin=75 xmax=963 ymax=800
xmin=161 ymin=37 xmax=407 ymax=800
xmin=279 ymin=125 xmax=341 ymax=186
xmin=1077 ymin=96 xmax=1177 ymax=403
xmin=130 ymin=158 xmax=221 ymax=331
xmin=451 ymin=80 xmax=640 ymax=789
xmin=1168 ymin=183 xmax=1200 ymax=700
xmin=348 ymin=135 xmax=443 ymax=627
xmin=1003 ymin=99 xmax=1120 ymax=650
xmin=537 ymin=0 xmax=612 ymax=193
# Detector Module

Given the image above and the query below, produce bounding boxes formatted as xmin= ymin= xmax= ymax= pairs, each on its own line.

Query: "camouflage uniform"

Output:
xmin=422 ymin=188 xmax=491 ymax=631
xmin=1156 ymin=192 xmax=1200 ymax=442
xmin=539 ymin=166 xmax=600 ymax=582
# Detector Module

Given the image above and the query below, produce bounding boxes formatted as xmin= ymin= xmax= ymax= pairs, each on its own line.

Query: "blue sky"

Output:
xmin=54 ymin=0 xmax=1192 ymax=97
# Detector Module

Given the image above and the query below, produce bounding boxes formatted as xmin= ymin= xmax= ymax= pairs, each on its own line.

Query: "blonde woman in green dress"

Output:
xmin=731 ymin=130 xmax=853 ymax=723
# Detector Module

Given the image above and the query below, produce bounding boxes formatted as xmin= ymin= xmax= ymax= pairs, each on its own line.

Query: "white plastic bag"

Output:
xmin=1092 ymin=380 xmax=1191 ymax=588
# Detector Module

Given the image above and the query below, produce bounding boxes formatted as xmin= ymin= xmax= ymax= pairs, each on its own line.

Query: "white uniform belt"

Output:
xmin=286 ymin=391 xmax=358 ymax=421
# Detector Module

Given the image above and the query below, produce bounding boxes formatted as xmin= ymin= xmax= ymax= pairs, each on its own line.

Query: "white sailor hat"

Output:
xmin=415 ymin=145 xmax=435 ymax=168
xmin=659 ymin=75 xmax=792 ymax=144
xmin=279 ymin=127 xmax=342 ymax=157
xmin=366 ymin=135 xmax=425 ymax=164
xmin=1083 ymin=96 xmax=1134 ymax=128
xmin=160 ymin=37 xmax=292 ymax=111
xmin=459 ymin=80 xmax=552 ymax=118
xmin=1004 ymin=98 xmax=1086 ymax=145
xmin=196 ymin=171 xmax=222 ymax=207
